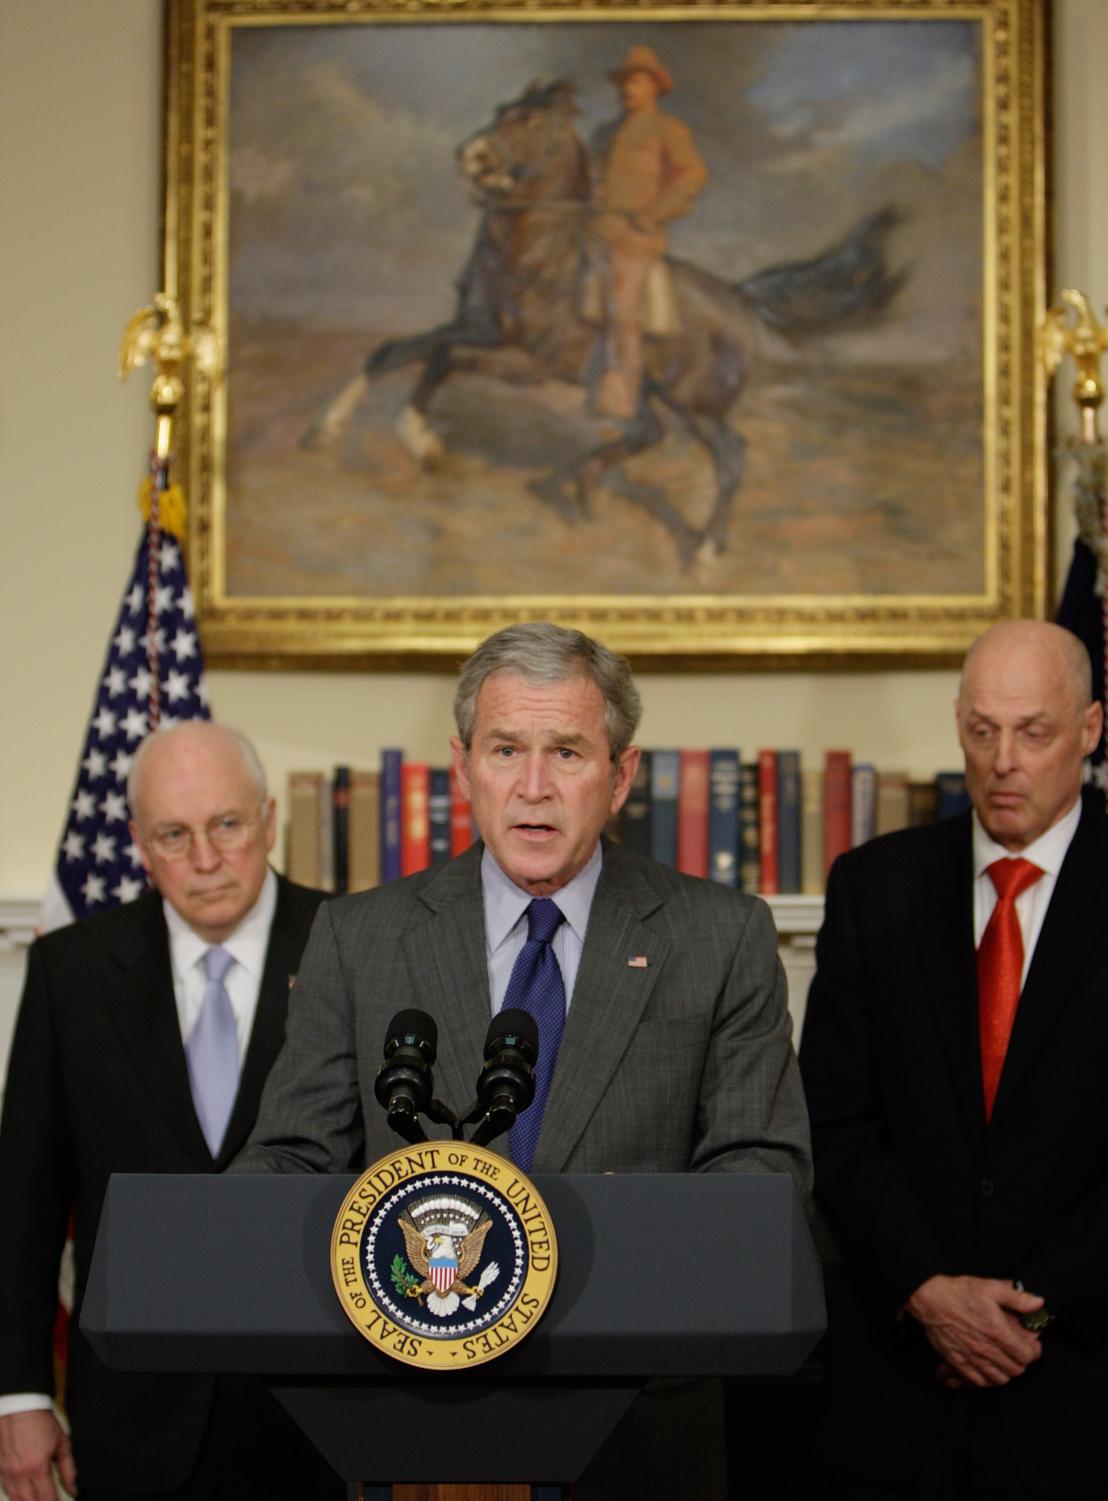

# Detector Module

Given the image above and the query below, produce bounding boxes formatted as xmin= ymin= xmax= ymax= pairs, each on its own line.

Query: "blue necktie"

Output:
xmin=186 ymin=946 xmax=240 ymax=1156
xmin=506 ymin=899 xmax=567 ymax=1172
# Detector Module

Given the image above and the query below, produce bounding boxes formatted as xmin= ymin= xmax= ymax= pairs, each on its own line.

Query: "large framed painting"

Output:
xmin=166 ymin=0 xmax=1049 ymax=667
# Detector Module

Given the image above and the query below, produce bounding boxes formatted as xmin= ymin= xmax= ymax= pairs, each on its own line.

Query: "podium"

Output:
xmin=82 ymin=1172 xmax=824 ymax=1492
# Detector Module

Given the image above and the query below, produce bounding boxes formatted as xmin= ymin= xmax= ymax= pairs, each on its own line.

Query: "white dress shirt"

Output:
xmin=163 ymin=866 xmax=277 ymax=1054
xmin=972 ymin=795 xmax=1082 ymax=986
xmin=0 ymin=870 xmax=279 ymax=1421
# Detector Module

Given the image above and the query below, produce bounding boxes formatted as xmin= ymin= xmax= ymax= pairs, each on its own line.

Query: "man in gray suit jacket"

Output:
xmin=237 ymin=621 xmax=812 ymax=1497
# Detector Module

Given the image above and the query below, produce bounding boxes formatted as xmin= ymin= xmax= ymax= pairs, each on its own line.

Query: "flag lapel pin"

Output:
xmin=627 ymin=956 xmax=648 ymax=969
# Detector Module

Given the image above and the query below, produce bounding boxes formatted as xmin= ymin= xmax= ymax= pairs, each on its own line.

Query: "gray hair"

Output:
xmin=127 ymin=722 xmax=268 ymax=820
xmin=453 ymin=622 xmax=642 ymax=757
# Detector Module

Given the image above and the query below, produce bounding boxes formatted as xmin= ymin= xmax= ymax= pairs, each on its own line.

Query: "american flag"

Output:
xmin=40 ymin=525 xmax=211 ymax=931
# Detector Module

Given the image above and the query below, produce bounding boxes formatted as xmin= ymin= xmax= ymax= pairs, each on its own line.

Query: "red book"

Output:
xmin=676 ymin=749 xmax=710 ymax=878
xmin=823 ymin=750 xmax=853 ymax=881
xmin=400 ymin=762 xmax=431 ymax=875
xmin=758 ymin=750 xmax=779 ymax=895
xmin=449 ymin=763 xmax=474 ymax=856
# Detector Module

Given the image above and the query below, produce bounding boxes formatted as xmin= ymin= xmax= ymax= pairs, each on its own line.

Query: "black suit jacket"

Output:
xmin=800 ymin=799 xmax=1108 ymax=1496
xmin=0 ymin=876 xmax=324 ymax=1493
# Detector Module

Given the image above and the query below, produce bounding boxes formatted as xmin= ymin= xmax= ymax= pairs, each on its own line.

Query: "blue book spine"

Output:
xmin=380 ymin=748 xmax=403 ymax=884
xmin=776 ymin=751 xmax=801 ymax=894
xmin=936 ymin=771 xmax=971 ymax=820
xmin=738 ymin=762 xmax=760 ymax=892
xmin=620 ymin=749 xmax=652 ymax=856
xmin=650 ymin=750 xmax=680 ymax=868
xmin=708 ymin=749 xmax=740 ymax=887
xmin=428 ymin=767 xmax=451 ymax=865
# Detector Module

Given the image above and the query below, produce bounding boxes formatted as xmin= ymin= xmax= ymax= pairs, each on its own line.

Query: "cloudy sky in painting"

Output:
xmin=227 ymin=17 xmax=982 ymax=353
xmin=744 ymin=22 xmax=976 ymax=170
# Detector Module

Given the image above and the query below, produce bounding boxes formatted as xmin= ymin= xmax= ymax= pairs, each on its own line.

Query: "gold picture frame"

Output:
xmin=166 ymin=0 xmax=1049 ymax=668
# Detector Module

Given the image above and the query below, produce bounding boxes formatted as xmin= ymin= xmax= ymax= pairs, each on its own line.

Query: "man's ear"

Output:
xmin=262 ymin=796 xmax=277 ymax=853
xmin=449 ymin=736 xmax=471 ymax=800
xmin=1082 ymin=699 xmax=1104 ymax=758
xmin=129 ymin=819 xmax=155 ymax=881
xmin=609 ymin=745 xmax=641 ymax=817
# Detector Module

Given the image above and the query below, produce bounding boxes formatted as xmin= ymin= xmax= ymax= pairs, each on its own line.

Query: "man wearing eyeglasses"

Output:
xmin=0 ymin=722 xmax=342 ymax=1501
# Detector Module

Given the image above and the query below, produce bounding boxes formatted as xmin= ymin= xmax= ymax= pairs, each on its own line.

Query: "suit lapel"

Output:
xmin=913 ymin=816 xmax=984 ymax=1143
xmin=401 ymin=844 xmax=492 ymax=1121
xmin=105 ymin=893 xmax=212 ymax=1164
xmin=219 ymin=877 xmax=306 ymax=1163
xmin=536 ymin=844 xmax=671 ymax=1172
xmin=993 ymin=804 xmax=1108 ymax=1118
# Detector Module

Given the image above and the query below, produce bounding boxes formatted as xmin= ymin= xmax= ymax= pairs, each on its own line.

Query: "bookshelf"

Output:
xmin=287 ymin=754 xmax=969 ymax=900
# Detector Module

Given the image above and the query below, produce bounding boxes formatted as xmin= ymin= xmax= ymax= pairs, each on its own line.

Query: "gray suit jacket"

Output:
xmin=237 ymin=840 xmax=811 ymax=1189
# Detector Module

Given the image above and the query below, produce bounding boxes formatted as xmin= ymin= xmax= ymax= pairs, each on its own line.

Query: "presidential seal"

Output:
xmin=330 ymin=1142 xmax=557 ymax=1369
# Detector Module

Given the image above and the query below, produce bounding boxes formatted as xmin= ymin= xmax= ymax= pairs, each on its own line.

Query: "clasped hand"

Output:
xmin=906 ymin=1273 xmax=1045 ymax=1389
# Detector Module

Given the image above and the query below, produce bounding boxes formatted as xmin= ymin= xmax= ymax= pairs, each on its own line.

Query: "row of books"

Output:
xmin=286 ymin=757 xmax=473 ymax=894
xmin=285 ymin=750 xmax=971 ymax=897
xmin=620 ymin=750 xmax=970 ymax=896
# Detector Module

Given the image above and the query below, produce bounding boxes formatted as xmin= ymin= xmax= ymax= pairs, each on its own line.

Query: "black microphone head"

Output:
xmin=383 ymin=1009 xmax=437 ymax=1060
xmin=376 ymin=1009 xmax=438 ymax=1135
xmin=472 ymin=1008 xmax=537 ymax=1140
xmin=486 ymin=1007 xmax=538 ymax=1065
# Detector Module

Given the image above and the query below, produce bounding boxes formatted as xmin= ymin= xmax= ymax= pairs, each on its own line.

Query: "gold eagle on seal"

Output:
xmin=398 ymin=1209 xmax=495 ymax=1317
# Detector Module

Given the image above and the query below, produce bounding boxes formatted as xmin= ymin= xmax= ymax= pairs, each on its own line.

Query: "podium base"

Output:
xmin=388 ymin=1489 xmax=546 ymax=1500
xmin=363 ymin=1488 xmax=562 ymax=1500
xmin=276 ymin=1381 xmax=637 ymax=1486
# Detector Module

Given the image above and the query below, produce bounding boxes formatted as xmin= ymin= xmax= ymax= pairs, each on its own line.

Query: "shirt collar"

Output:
xmin=481 ymin=842 xmax=603 ymax=954
xmin=163 ymin=866 xmax=278 ymax=983
xmin=972 ymin=794 xmax=1082 ymax=879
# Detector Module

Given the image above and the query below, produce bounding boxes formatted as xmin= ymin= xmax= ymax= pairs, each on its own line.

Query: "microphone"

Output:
xmin=374 ymin=1009 xmax=438 ymax=1144
xmin=470 ymin=1008 xmax=539 ymax=1148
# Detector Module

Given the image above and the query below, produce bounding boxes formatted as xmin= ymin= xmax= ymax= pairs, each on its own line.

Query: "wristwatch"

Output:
xmin=1014 ymin=1280 xmax=1053 ymax=1331
xmin=1019 ymin=1305 xmax=1053 ymax=1332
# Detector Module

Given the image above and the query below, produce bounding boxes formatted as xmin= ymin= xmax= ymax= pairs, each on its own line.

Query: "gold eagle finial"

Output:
xmin=119 ymin=293 xmax=222 ymax=459
xmin=1039 ymin=289 xmax=1108 ymax=443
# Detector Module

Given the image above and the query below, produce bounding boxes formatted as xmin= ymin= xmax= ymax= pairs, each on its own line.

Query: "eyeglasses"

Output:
xmin=144 ymin=809 xmax=261 ymax=861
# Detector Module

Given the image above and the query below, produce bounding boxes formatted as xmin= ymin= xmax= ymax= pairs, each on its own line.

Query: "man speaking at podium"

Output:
xmin=237 ymin=621 xmax=812 ymax=1498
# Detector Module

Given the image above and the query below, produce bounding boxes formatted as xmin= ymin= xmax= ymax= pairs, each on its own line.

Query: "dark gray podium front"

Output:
xmin=82 ymin=1173 xmax=824 ymax=1488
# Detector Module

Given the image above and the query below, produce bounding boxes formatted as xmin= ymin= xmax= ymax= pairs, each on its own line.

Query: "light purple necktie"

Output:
xmin=187 ymin=946 xmax=239 ymax=1156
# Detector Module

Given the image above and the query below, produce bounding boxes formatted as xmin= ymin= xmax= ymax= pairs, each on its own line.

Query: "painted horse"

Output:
xmin=307 ymin=78 xmax=902 ymax=564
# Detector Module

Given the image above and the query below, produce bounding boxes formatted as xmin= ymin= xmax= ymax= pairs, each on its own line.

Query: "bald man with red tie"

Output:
xmin=802 ymin=620 xmax=1108 ymax=1501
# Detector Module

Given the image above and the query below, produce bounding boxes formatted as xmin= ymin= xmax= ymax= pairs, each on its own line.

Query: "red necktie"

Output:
xmin=977 ymin=857 xmax=1043 ymax=1120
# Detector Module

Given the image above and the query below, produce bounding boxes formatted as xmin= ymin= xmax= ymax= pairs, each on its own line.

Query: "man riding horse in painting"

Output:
xmin=306 ymin=66 xmax=900 ymax=567
xmin=585 ymin=45 xmax=708 ymax=421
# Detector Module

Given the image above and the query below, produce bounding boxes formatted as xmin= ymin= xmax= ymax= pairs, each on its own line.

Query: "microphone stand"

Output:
xmin=385 ymin=1094 xmax=464 ymax=1146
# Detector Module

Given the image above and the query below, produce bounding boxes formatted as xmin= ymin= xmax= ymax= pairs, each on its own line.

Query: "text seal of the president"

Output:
xmin=331 ymin=1142 xmax=557 ymax=1369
